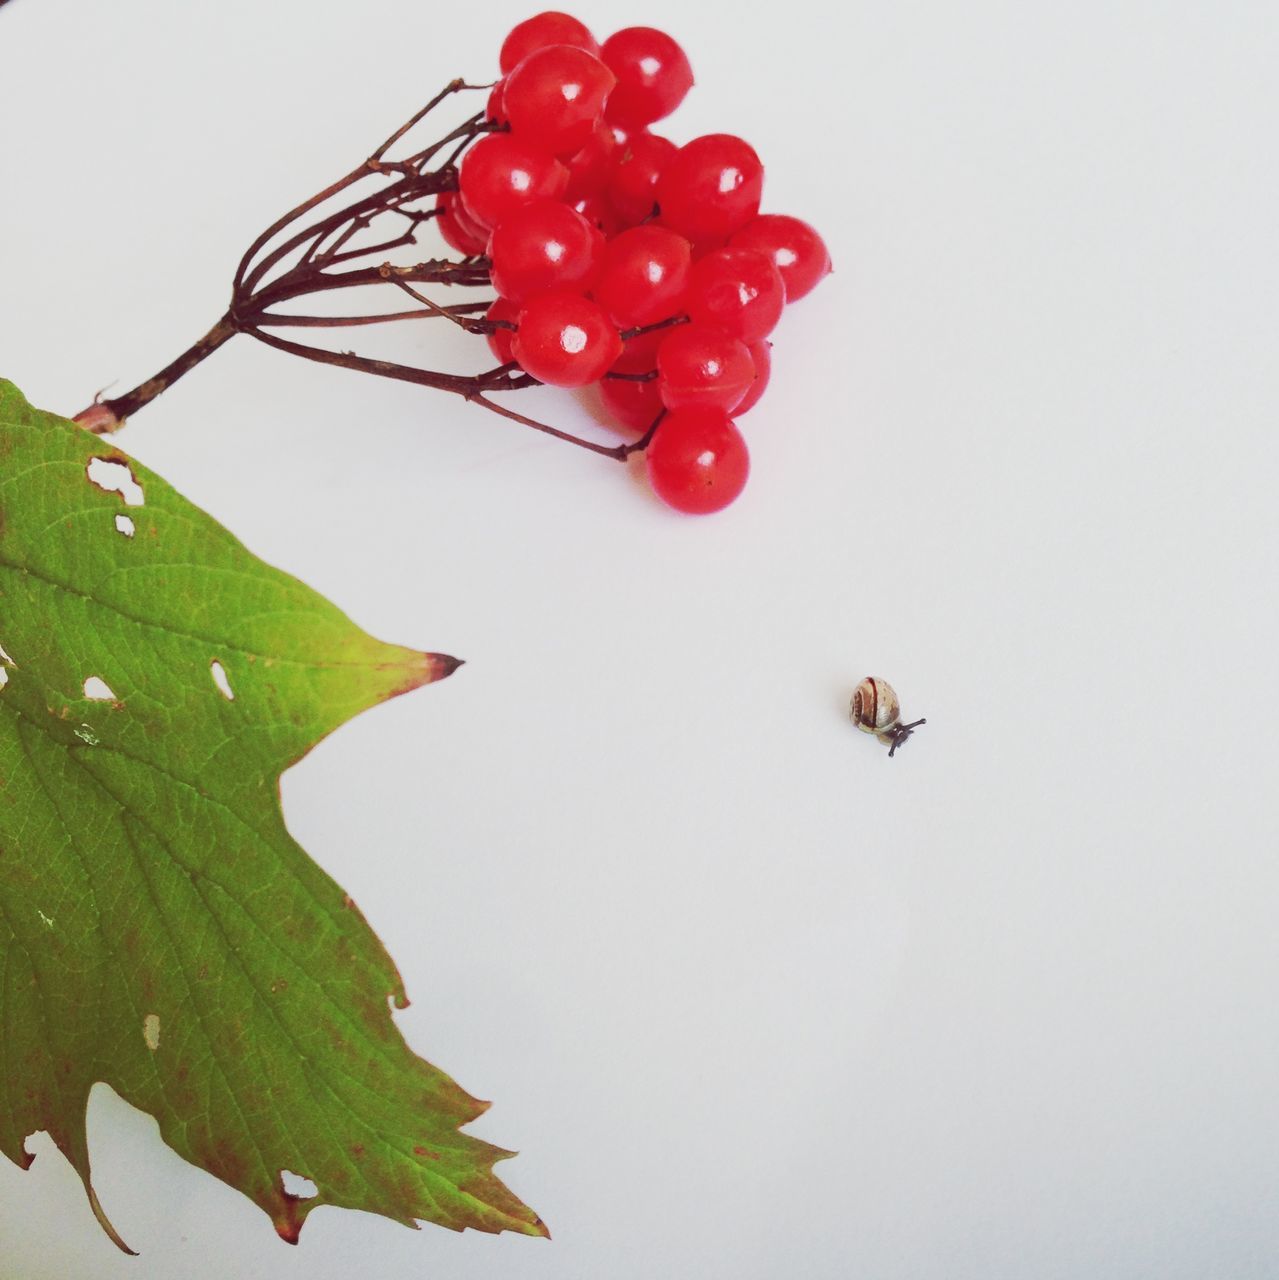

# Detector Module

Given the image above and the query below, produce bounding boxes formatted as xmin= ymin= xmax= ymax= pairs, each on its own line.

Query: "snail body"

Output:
xmin=850 ymin=677 xmax=926 ymax=757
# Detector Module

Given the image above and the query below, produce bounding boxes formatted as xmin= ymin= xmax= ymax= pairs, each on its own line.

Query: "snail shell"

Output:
xmin=850 ymin=676 xmax=902 ymax=738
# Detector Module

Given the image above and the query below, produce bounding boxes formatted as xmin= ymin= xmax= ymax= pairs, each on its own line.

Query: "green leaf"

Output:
xmin=0 ymin=380 xmax=545 ymax=1250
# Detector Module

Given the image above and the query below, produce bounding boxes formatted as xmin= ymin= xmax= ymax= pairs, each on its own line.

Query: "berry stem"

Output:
xmin=369 ymin=78 xmax=475 ymax=163
xmin=243 ymin=325 xmax=493 ymax=398
xmin=255 ymin=300 xmax=494 ymax=328
xmin=464 ymin=394 xmax=631 ymax=459
xmin=243 ymin=326 xmax=625 ymax=458
xmin=70 ymin=79 xmax=638 ymax=463
xmin=388 ymin=277 xmax=504 ymax=335
xmin=77 ymin=313 xmax=239 ymax=435
xmin=618 ymin=315 xmax=689 ymax=342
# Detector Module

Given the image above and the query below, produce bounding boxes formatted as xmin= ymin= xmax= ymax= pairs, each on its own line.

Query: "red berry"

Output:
xmin=503 ymin=46 xmax=616 ymax=159
xmin=488 ymin=200 xmax=605 ymax=304
xmin=653 ymin=219 xmax=726 ymax=262
xmin=500 ymin=12 xmax=600 ymax=75
xmin=599 ymin=376 xmax=663 ymax=432
xmin=564 ymin=119 xmax=618 ymax=202
xmin=600 ymin=27 xmax=694 ymax=128
xmin=733 ymin=339 xmax=772 ymax=415
xmin=606 ymin=132 xmax=677 ymax=227
xmin=728 ymin=214 xmax=831 ymax=302
xmin=571 ymin=194 xmax=626 ymax=238
xmin=656 ymin=323 xmax=755 ymax=412
xmin=459 ymin=134 xmax=568 ymax=230
xmin=594 ymin=225 xmax=692 ymax=328
xmin=485 ymin=297 xmax=521 ymax=364
xmin=597 ymin=329 xmax=663 ymax=431
xmin=612 ymin=327 xmax=663 ymax=373
xmin=485 ymin=80 xmax=509 ymax=127
xmin=435 ymin=192 xmax=488 ymax=257
xmin=513 ymin=291 xmax=622 ymax=387
xmin=683 ymin=247 xmax=785 ymax=343
xmin=656 ymin=134 xmax=763 ymax=242
xmin=645 ymin=406 xmax=750 ymax=514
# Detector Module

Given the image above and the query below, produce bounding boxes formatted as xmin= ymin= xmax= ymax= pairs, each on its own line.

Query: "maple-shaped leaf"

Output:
xmin=0 ymin=379 xmax=546 ymax=1251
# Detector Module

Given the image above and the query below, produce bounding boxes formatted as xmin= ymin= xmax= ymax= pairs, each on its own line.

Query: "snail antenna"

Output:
xmin=887 ymin=719 xmax=926 ymax=758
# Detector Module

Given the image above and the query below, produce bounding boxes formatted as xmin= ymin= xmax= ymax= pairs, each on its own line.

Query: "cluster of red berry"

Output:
xmin=437 ymin=11 xmax=831 ymax=513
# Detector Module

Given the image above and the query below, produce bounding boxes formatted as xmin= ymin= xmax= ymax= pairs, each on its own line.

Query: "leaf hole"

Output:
xmin=86 ymin=456 xmax=145 ymax=507
xmin=280 ymin=1170 xmax=318 ymax=1201
xmin=83 ymin=676 xmax=117 ymax=702
xmin=143 ymin=1014 xmax=161 ymax=1052
xmin=115 ymin=514 xmax=136 ymax=538
xmin=0 ymin=668 xmax=8 ymax=692
xmin=210 ymin=660 xmax=234 ymax=701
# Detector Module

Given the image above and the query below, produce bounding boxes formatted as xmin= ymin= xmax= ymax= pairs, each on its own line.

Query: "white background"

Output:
xmin=2 ymin=1 xmax=1278 ymax=1277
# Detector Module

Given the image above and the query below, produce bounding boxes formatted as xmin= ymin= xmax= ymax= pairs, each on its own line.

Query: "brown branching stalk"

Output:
xmin=73 ymin=80 xmax=666 ymax=461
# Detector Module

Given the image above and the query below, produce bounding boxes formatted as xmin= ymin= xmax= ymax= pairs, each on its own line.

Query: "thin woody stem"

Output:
xmin=255 ymin=259 xmax=490 ymax=311
xmin=385 ymin=278 xmax=520 ymax=339
xmin=464 ymin=394 xmax=630 ymax=459
xmin=388 ymin=278 xmax=490 ymax=332
xmin=234 ymin=79 xmax=478 ymax=292
xmin=256 ymin=301 xmax=494 ymax=328
xmin=241 ymin=169 xmax=449 ymax=295
xmin=79 ymin=314 xmax=239 ymax=432
xmin=370 ymin=79 xmax=475 ymax=162
xmin=624 ymin=410 xmax=666 ymax=457
xmin=245 ymin=325 xmax=475 ymax=395
xmin=72 ymin=80 xmax=647 ymax=462
xmin=619 ymin=315 xmax=689 ymax=342
xmin=233 ymin=167 xmax=368 ymax=294
xmin=246 ymin=326 xmax=631 ymax=458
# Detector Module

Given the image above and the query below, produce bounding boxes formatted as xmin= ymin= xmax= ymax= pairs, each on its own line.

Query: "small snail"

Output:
xmin=850 ymin=677 xmax=926 ymax=757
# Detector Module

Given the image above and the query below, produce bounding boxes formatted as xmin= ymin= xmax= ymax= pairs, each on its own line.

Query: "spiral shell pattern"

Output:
xmin=850 ymin=676 xmax=901 ymax=735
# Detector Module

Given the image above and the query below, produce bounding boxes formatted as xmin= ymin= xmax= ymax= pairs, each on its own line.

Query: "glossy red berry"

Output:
xmin=563 ymin=119 xmax=618 ymax=202
xmin=459 ymin=133 xmax=568 ymax=230
xmin=728 ymin=214 xmax=832 ymax=302
xmin=571 ymin=194 xmax=626 ymax=238
xmin=503 ymin=46 xmax=617 ymax=159
xmin=488 ymin=200 xmax=605 ymax=304
xmin=606 ymin=132 xmax=677 ymax=227
xmin=485 ymin=297 xmax=521 ymax=364
xmin=499 ymin=11 xmax=600 ymax=75
xmin=656 ymin=134 xmax=763 ymax=242
xmin=645 ymin=406 xmax=750 ymax=514
xmin=683 ymin=247 xmax=785 ymax=343
xmin=599 ymin=377 xmax=663 ymax=432
xmin=600 ymin=27 xmax=694 ymax=128
xmin=653 ymin=219 xmax=727 ymax=263
xmin=612 ymin=327 xmax=663 ymax=372
xmin=594 ymin=225 xmax=692 ymax=328
xmin=733 ymin=339 xmax=772 ymax=415
xmin=598 ymin=330 xmax=664 ymax=431
xmin=513 ymin=291 xmax=622 ymax=387
xmin=485 ymin=80 xmax=509 ymax=127
xmin=435 ymin=192 xmax=488 ymax=257
xmin=656 ymin=323 xmax=755 ymax=412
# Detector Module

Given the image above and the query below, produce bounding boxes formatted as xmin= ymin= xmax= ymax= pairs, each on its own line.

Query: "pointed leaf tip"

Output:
xmin=428 ymin=653 xmax=465 ymax=681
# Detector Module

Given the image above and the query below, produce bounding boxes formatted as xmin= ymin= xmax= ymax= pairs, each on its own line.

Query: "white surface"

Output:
xmin=2 ymin=2 xmax=1278 ymax=1277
